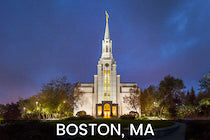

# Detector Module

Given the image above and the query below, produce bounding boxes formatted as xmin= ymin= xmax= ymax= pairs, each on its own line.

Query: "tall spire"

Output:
xmin=101 ymin=11 xmax=113 ymax=59
xmin=104 ymin=11 xmax=110 ymax=40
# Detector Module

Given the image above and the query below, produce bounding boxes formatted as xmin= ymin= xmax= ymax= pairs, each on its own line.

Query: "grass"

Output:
xmin=0 ymin=119 xmax=174 ymax=139
xmin=52 ymin=118 xmax=174 ymax=129
xmin=0 ymin=118 xmax=3 ymax=123
xmin=0 ymin=118 xmax=4 ymax=124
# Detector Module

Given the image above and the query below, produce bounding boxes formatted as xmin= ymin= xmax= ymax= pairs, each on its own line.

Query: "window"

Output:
xmin=97 ymin=106 xmax=102 ymax=116
xmin=106 ymin=46 xmax=108 ymax=52
xmin=112 ymin=106 xmax=117 ymax=116
xmin=104 ymin=103 xmax=111 ymax=118
xmin=104 ymin=70 xmax=110 ymax=100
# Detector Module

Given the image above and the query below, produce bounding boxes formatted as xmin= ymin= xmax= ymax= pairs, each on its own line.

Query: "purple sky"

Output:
xmin=0 ymin=0 xmax=209 ymax=104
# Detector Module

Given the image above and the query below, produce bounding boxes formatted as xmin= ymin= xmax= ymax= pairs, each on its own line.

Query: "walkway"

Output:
xmin=149 ymin=122 xmax=186 ymax=140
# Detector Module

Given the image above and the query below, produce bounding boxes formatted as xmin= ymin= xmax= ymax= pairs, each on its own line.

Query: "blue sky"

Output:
xmin=0 ymin=0 xmax=209 ymax=104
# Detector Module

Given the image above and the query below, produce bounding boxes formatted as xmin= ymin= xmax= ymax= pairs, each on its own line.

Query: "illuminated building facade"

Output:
xmin=74 ymin=12 xmax=140 ymax=118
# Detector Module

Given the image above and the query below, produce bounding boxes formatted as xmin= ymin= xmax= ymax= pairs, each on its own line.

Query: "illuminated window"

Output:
xmin=97 ymin=106 xmax=102 ymax=116
xmin=104 ymin=70 xmax=110 ymax=100
xmin=104 ymin=104 xmax=110 ymax=110
xmin=104 ymin=103 xmax=111 ymax=118
xmin=112 ymin=106 xmax=117 ymax=116
xmin=107 ymin=92 xmax=110 ymax=100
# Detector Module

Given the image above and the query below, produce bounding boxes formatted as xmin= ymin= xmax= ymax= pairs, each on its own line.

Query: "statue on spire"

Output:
xmin=104 ymin=11 xmax=110 ymax=40
xmin=105 ymin=11 xmax=109 ymax=22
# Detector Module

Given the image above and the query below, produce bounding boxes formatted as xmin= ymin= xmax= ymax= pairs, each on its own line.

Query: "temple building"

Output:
xmin=74 ymin=12 xmax=140 ymax=118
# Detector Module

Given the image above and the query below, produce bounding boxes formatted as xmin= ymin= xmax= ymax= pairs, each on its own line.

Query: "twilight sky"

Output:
xmin=0 ymin=0 xmax=209 ymax=104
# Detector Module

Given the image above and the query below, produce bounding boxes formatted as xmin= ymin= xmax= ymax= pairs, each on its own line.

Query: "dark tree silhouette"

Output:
xmin=159 ymin=75 xmax=185 ymax=118
xmin=3 ymin=103 xmax=21 ymax=120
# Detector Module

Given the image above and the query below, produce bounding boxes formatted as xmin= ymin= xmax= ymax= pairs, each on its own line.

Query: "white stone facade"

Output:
xmin=74 ymin=12 xmax=140 ymax=118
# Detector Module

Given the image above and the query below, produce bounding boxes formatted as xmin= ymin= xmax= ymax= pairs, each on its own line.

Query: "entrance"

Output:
xmin=96 ymin=101 xmax=118 ymax=118
xmin=103 ymin=103 xmax=111 ymax=118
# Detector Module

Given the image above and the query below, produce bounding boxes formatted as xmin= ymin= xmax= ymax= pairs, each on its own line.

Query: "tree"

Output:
xmin=190 ymin=87 xmax=196 ymax=105
xmin=3 ymin=103 xmax=21 ymax=120
xmin=195 ymin=72 xmax=210 ymax=117
xmin=196 ymin=72 xmax=210 ymax=102
xmin=0 ymin=104 xmax=6 ymax=119
xmin=185 ymin=90 xmax=191 ymax=105
xmin=158 ymin=75 xmax=185 ymax=118
xmin=185 ymin=87 xmax=196 ymax=106
xmin=18 ymin=95 xmax=39 ymax=119
xmin=38 ymin=76 xmax=75 ymax=119
xmin=179 ymin=86 xmax=200 ymax=119
xmin=123 ymin=86 xmax=141 ymax=116
xmin=199 ymin=71 xmax=210 ymax=92
xmin=140 ymin=85 xmax=158 ymax=116
xmin=176 ymin=105 xmax=200 ymax=118
xmin=18 ymin=76 xmax=76 ymax=120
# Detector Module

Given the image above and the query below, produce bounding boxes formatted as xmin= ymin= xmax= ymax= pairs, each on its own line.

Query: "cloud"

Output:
xmin=0 ymin=0 xmax=209 ymax=104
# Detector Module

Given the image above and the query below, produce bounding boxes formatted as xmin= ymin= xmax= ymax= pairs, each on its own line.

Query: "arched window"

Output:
xmin=103 ymin=103 xmax=111 ymax=118
xmin=106 ymin=46 xmax=108 ymax=52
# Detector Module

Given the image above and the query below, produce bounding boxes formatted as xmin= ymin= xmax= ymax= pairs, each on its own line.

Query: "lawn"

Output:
xmin=0 ymin=119 xmax=174 ymax=139
xmin=52 ymin=118 xmax=174 ymax=129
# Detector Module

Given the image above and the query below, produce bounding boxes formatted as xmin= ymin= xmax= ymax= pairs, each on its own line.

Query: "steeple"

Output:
xmin=101 ymin=11 xmax=113 ymax=59
xmin=104 ymin=11 xmax=110 ymax=40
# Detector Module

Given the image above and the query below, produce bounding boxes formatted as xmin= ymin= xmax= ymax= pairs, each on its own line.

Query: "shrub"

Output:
xmin=24 ymin=113 xmax=40 ymax=120
xmin=62 ymin=117 xmax=77 ymax=121
xmin=136 ymin=116 xmax=148 ymax=120
xmin=120 ymin=114 xmax=135 ymax=120
xmin=76 ymin=111 xmax=86 ymax=117
xmin=129 ymin=111 xmax=139 ymax=118
xmin=62 ymin=115 xmax=93 ymax=121
xmin=176 ymin=105 xmax=200 ymax=118
xmin=78 ymin=115 xmax=94 ymax=120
